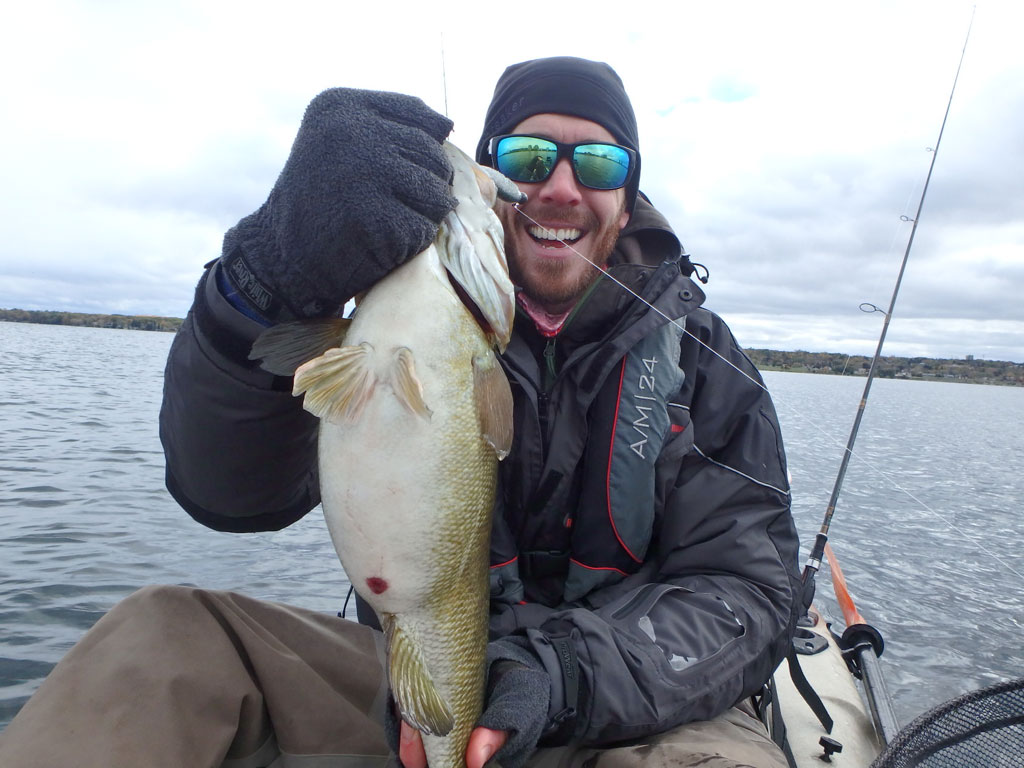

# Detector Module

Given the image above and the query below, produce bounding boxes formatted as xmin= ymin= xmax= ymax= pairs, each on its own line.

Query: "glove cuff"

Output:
xmin=486 ymin=633 xmax=582 ymax=746
xmin=221 ymin=204 xmax=338 ymax=322
xmin=485 ymin=635 xmax=546 ymax=672
xmin=220 ymin=244 xmax=301 ymax=324
xmin=532 ymin=633 xmax=581 ymax=745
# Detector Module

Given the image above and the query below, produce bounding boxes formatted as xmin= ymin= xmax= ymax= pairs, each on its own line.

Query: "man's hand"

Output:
xmin=386 ymin=638 xmax=553 ymax=768
xmin=399 ymin=721 xmax=508 ymax=768
xmin=221 ymin=88 xmax=457 ymax=322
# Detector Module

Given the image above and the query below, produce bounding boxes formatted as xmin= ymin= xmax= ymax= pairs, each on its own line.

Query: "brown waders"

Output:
xmin=0 ymin=586 xmax=788 ymax=768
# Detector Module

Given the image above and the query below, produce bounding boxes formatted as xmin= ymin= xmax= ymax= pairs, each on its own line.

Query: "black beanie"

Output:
xmin=475 ymin=56 xmax=641 ymax=212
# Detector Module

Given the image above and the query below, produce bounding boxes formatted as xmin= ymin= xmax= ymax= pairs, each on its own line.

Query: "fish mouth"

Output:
xmin=435 ymin=208 xmax=515 ymax=351
xmin=436 ymin=143 xmax=517 ymax=351
xmin=447 ymin=268 xmax=506 ymax=345
xmin=443 ymin=256 xmax=515 ymax=351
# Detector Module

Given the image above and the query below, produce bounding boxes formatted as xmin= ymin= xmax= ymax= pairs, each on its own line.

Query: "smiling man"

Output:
xmin=0 ymin=58 xmax=800 ymax=768
xmin=492 ymin=115 xmax=631 ymax=320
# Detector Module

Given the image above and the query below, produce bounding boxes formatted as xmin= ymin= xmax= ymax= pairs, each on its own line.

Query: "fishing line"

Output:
xmin=512 ymin=205 xmax=1024 ymax=586
xmin=510 ymin=204 xmax=881 ymax=468
xmin=440 ymin=32 xmax=449 ymax=117
xmin=511 ymin=204 xmax=769 ymax=394
xmin=511 ymin=204 xmax=887 ymax=478
xmin=849 ymin=467 xmax=1024 ymax=584
xmin=509 ymin=37 xmax=1022 ymax=586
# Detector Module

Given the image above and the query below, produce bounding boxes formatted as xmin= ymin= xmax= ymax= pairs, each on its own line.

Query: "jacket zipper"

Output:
xmin=538 ymin=338 xmax=559 ymax=440
xmin=542 ymin=338 xmax=557 ymax=391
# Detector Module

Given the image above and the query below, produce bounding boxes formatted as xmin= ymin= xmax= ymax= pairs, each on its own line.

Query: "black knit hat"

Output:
xmin=475 ymin=56 xmax=641 ymax=211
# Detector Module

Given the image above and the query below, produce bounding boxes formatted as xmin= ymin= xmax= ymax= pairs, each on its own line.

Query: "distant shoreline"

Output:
xmin=3 ymin=308 xmax=1021 ymax=386
xmin=1 ymin=308 xmax=182 ymax=333
xmin=746 ymin=349 xmax=1023 ymax=387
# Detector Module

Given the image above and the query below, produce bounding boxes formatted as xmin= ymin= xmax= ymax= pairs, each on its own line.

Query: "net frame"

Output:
xmin=870 ymin=677 xmax=1024 ymax=768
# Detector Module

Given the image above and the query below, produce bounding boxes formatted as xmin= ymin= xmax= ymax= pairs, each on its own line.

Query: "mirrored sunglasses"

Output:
xmin=488 ymin=134 xmax=636 ymax=191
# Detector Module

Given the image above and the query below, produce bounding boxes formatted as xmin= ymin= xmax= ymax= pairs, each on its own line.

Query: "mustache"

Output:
xmin=514 ymin=203 xmax=599 ymax=231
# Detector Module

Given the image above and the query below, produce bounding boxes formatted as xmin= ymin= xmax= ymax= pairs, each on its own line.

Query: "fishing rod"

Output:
xmin=825 ymin=542 xmax=901 ymax=744
xmin=439 ymin=31 xmax=449 ymax=118
xmin=801 ymin=6 xmax=975 ymax=602
xmin=799 ymin=6 xmax=976 ymax=746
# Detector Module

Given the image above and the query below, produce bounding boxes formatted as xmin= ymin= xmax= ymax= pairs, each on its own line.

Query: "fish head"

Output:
xmin=435 ymin=143 xmax=518 ymax=352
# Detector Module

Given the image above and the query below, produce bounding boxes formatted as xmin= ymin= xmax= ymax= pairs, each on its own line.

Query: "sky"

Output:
xmin=2 ymin=0 xmax=1022 ymax=362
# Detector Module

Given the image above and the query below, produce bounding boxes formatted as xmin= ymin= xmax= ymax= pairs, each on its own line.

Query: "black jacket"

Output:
xmin=160 ymin=196 xmax=801 ymax=745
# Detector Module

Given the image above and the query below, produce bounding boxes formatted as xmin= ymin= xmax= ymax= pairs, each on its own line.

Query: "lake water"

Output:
xmin=1 ymin=321 xmax=1023 ymax=733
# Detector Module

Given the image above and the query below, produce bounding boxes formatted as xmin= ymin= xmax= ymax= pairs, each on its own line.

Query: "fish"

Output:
xmin=251 ymin=142 xmax=521 ymax=768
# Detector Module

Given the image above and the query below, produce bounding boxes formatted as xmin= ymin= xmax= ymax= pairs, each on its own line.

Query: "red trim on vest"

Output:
xmin=569 ymin=557 xmax=630 ymax=576
xmin=606 ymin=358 xmax=643 ymax=564
xmin=490 ymin=556 xmax=518 ymax=570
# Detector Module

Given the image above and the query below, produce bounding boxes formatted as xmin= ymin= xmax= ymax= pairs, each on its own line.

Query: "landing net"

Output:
xmin=871 ymin=676 xmax=1024 ymax=768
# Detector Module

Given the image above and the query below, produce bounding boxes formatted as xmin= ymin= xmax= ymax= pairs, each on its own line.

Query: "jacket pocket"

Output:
xmin=606 ymin=583 xmax=746 ymax=672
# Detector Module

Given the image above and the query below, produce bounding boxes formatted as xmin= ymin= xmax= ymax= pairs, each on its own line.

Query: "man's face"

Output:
xmin=496 ymin=114 xmax=631 ymax=315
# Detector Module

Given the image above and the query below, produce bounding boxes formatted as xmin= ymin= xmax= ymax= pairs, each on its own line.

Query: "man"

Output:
xmin=0 ymin=58 xmax=799 ymax=767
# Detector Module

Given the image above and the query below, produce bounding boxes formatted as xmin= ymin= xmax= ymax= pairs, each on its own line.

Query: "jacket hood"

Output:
xmin=611 ymin=193 xmax=685 ymax=269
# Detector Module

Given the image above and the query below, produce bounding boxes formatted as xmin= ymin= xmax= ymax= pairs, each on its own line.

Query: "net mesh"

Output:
xmin=871 ymin=677 xmax=1024 ymax=768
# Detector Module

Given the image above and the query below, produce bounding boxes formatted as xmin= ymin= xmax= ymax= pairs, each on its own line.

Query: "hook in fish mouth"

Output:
xmin=480 ymin=165 xmax=527 ymax=205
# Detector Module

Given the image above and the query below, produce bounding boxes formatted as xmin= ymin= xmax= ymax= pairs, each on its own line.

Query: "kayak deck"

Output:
xmin=774 ymin=607 xmax=883 ymax=766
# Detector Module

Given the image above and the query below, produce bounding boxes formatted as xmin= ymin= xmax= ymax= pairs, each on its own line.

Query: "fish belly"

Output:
xmin=318 ymin=293 xmax=494 ymax=768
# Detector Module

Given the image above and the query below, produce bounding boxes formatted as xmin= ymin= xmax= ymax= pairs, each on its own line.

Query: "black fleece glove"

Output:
xmin=477 ymin=638 xmax=552 ymax=768
xmin=382 ymin=638 xmax=552 ymax=768
xmin=222 ymin=88 xmax=457 ymax=321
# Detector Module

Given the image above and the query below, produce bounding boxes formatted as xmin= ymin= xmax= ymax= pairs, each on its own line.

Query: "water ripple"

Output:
xmin=0 ymin=325 xmax=1021 ymax=732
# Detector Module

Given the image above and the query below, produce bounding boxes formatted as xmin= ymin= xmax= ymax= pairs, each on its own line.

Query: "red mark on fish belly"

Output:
xmin=366 ymin=577 xmax=389 ymax=594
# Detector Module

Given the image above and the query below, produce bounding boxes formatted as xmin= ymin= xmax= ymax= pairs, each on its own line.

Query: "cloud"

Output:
xmin=1 ymin=0 xmax=1021 ymax=360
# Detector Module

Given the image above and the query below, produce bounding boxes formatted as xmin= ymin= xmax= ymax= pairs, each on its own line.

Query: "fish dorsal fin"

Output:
xmin=391 ymin=347 xmax=431 ymax=420
xmin=473 ymin=352 xmax=514 ymax=460
xmin=249 ymin=318 xmax=351 ymax=376
xmin=293 ymin=343 xmax=375 ymax=423
xmin=382 ymin=614 xmax=454 ymax=737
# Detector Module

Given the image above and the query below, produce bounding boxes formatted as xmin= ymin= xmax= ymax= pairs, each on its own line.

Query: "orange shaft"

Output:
xmin=824 ymin=542 xmax=866 ymax=627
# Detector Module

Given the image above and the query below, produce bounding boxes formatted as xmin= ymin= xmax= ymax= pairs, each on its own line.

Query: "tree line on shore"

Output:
xmin=4 ymin=308 xmax=1022 ymax=386
xmin=0 ymin=308 xmax=182 ymax=333
xmin=745 ymin=348 xmax=1024 ymax=387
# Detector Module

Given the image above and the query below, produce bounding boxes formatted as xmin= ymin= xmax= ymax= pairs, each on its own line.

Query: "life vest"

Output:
xmin=490 ymin=318 xmax=688 ymax=606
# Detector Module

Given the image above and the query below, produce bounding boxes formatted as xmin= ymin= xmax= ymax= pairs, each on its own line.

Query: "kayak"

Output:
xmin=774 ymin=605 xmax=883 ymax=766
xmin=769 ymin=562 xmax=1024 ymax=767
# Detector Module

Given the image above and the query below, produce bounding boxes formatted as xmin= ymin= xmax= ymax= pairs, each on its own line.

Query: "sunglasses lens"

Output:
xmin=573 ymin=144 xmax=632 ymax=189
xmin=494 ymin=136 xmax=558 ymax=183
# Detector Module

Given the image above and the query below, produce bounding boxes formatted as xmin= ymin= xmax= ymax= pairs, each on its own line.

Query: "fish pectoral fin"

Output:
xmin=249 ymin=318 xmax=351 ymax=376
xmin=293 ymin=342 xmax=375 ymax=422
xmin=391 ymin=348 xmax=431 ymax=420
xmin=382 ymin=615 xmax=454 ymax=737
xmin=474 ymin=353 xmax=514 ymax=460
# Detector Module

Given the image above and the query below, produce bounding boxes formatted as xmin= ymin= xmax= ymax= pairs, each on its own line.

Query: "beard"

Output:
xmin=500 ymin=201 xmax=625 ymax=312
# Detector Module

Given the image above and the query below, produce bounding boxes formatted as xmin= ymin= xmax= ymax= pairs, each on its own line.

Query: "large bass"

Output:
xmin=252 ymin=142 xmax=520 ymax=767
